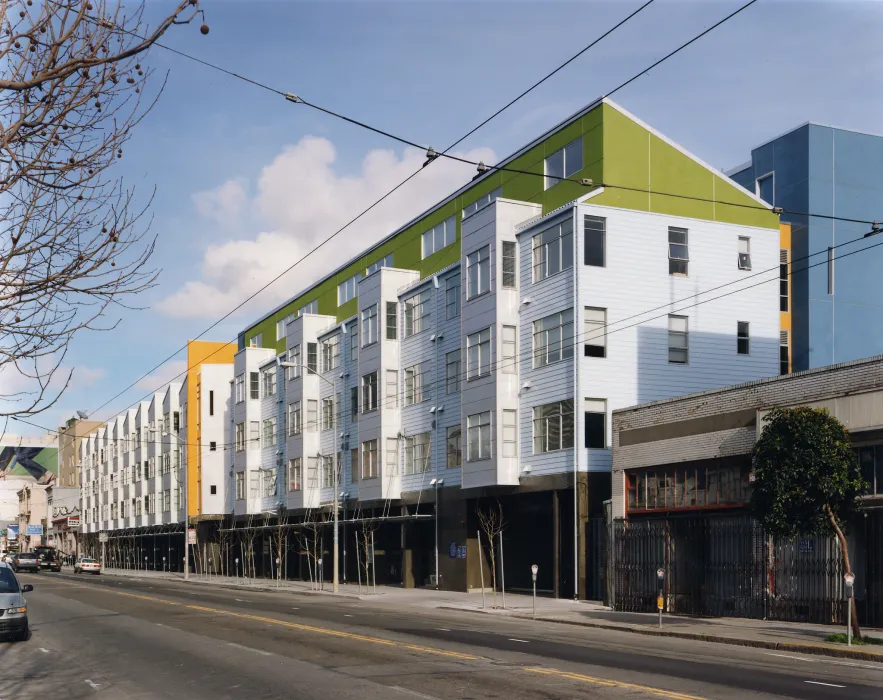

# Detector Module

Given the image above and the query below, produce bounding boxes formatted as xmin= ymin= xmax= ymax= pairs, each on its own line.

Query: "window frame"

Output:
xmin=466 ymin=327 xmax=492 ymax=379
xmin=584 ymin=306 xmax=607 ymax=358
xmin=532 ymin=218 xmax=573 ymax=282
xmin=532 ymin=399 xmax=575 ymax=454
xmin=502 ymin=409 xmax=517 ymax=458
xmin=467 ymin=412 xmax=492 ymax=461
xmin=445 ymin=276 xmax=461 ymax=320
xmin=361 ymin=371 xmax=378 ymax=413
xmin=584 ymin=398 xmax=607 ymax=449
xmin=421 ymin=215 xmax=456 ymax=259
xmin=501 ymin=240 xmax=517 ymax=289
xmin=738 ymin=236 xmax=752 ymax=270
xmin=288 ymin=458 xmax=302 ymax=491
xmin=466 ymin=245 xmax=491 ymax=299
xmin=403 ymin=290 xmax=431 ymax=337
xmin=361 ymin=304 xmax=378 ymax=346
xmin=737 ymin=321 xmax=750 ymax=355
xmin=288 ymin=401 xmax=302 ymax=436
xmin=445 ymin=349 xmax=461 ymax=395
xmin=404 ymin=432 xmax=431 ymax=474
xmin=361 ymin=439 xmax=378 ymax=479
xmin=584 ymin=215 xmax=606 ymax=267
xmin=446 ymin=425 xmax=462 ymax=468
xmin=544 ymin=137 xmax=582 ymax=190
xmin=533 ymin=308 xmax=574 ymax=368
xmin=386 ymin=301 xmax=398 ymax=340
xmin=668 ymin=226 xmax=689 ymax=276
xmin=501 ymin=325 xmax=517 ymax=374
xmin=668 ymin=315 xmax=689 ymax=364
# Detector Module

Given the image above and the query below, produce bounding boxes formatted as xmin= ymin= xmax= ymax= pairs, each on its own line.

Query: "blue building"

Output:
xmin=729 ymin=124 xmax=883 ymax=371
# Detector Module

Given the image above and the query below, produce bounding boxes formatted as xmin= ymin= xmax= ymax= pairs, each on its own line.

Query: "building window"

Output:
xmin=322 ymin=398 xmax=335 ymax=431
xmin=462 ymin=186 xmax=501 ymax=219
xmin=262 ymin=366 xmax=277 ymax=397
xmin=466 ymin=245 xmax=491 ymax=299
xmin=502 ymin=410 xmax=517 ymax=458
xmin=404 ymin=363 xmax=429 ymax=405
xmin=350 ymin=448 xmax=359 ymax=482
xmin=361 ymin=371 xmax=378 ymax=413
xmin=533 ymin=308 xmax=574 ymax=368
xmin=209 ymin=441 xmax=217 ymax=451
xmin=249 ymin=333 xmax=262 ymax=348
xmin=857 ymin=446 xmax=883 ymax=497
xmin=501 ymin=325 xmax=516 ymax=374
xmin=386 ymin=438 xmax=399 ymax=476
xmin=780 ymin=250 xmax=789 ymax=312
xmin=386 ymin=302 xmax=398 ymax=340
xmin=584 ymin=307 xmax=606 ymax=358
xmin=322 ymin=335 xmax=341 ymax=372
xmin=288 ymin=458 xmax=301 ymax=491
xmin=756 ymin=172 xmax=774 ymax=205
xmin=276 ymin=313 xmax=295 ymax=341
xmin=235 ymin=374 xmax=245 ymax=403
xmin=288 ymin=345 xmax=301 ymax=379
xmin=350 ymin=386 xmax=359 ymax=419
xmin=668 ymin=315 xmax=688 ymax=364
xmin=403 ymin=432 xmax=430 ymax=474
xmin=501 ymin=241 xmax=517 ymax=289
xmin=349 ymin=324 xmax=359 ymax=359
xmin=544 ymin=137 xmax=582 ymax=190
xmin=209 ymin=390 xmax=214 ymax=416
xmin=421 ymin=215 xmax=456 ymax=259
xmin=361 ymin=439 xmax=378 ymax=479
xmin=738 ymin=237 xmax=751 ymax=270
xmin=533 ymin=218 xmax=573 ymax=281
xmin=306 ymin=399 xmax=318 ymax=432
xmin=584 ymin=398 xmax=606 ymax=449
xmin=467 ymin=412 xmax=492 ymax=461
xmin=445 ymin=276 xmax=460 ymax=319
xmin=668 ymin=227 xmax=689 ymax=275
xmin=249 ymin=421 xmax=260 ymax=449
xmin=627 ymin=463 xmax=749 ymax=512
xmin=467 ymin=327 xmax=491 ymax=379
xmin=362 ymin=304 xmax=378 ymax=346
xmin=299 ymin=299 xmax=318 ymax=316
xmin=365 ymin=253 xmax=394 ymax=276
xmin=446 ymin=425 xmax=461 ymax=468
xmin=737 ymin=321 xmax=750 ymax=355
xmin=403 ymin=290 xmax=431 ymax=337
xmin=307 ymin=342 xmax=318 ymax=374
xmin=262 ymin=417 xmax=277 ymax=447
xmin=385 ymin=370 xmax=398 ymax=409
xmin=322 ymin=455 xmax=335 ymax=488
xmin=584 ymin=215 xmax=606 ymax=267
xmin=249 ymin=372 xmax=259 ymax=400
xmin=533 ymin=399 xmax=574 ymax=454
xmin=445 ymin=350 xmax=462 ymax=396
xmin=288 ymin=401 xmax=301 ymax=436
xmin=780 ymin=331 xmax=790 ymax=375
xmin=337 ymin=272 xmax=363 ymax=305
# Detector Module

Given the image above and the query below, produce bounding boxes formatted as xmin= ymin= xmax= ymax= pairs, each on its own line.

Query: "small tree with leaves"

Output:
xmin=750 ymin=406 xmax=866 ymax=639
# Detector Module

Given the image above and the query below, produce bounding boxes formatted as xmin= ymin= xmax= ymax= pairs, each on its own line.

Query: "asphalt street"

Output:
xmin=2 ymin=571 xmax=881 ymax=699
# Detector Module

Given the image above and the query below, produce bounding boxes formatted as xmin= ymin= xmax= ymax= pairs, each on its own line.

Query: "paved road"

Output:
xmin=2 ymin=571 xmax=881 ymax=700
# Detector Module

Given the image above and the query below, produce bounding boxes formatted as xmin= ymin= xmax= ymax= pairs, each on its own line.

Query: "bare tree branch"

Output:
xmin=0 ymin=1 xmax=208 ymax=418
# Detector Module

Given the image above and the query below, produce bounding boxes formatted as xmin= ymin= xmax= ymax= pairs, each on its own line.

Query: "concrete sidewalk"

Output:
xmin=91 ymin=566 xmax=883 ymax=662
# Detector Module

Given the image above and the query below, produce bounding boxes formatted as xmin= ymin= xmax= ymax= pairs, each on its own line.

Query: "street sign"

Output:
xmin=99 ymin=532 xmax=108 ymax=543
xmin=657 ymin=596 xmax=664 ymax=610
xmin=188 ymin=529 xmax=197 ymax=545
xmin=26 ymin=524 xmax=43 ymax=536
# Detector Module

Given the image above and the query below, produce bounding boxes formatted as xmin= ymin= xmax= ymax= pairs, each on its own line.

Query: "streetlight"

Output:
xmin=280 ymin=360 xmax=340 ymax=594
xmin=430 ymin=478 xmax=444 ymax=589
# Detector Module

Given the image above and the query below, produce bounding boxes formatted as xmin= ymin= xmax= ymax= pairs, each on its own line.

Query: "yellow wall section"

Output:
xmin=780 ymin=223 xmax=792 ymax=372
xmin=185 ymin=340 xmax=237 ymax=519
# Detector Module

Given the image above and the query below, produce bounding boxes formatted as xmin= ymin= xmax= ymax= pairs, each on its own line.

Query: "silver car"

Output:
xmin=11 ymin=553 xmax=38 ymax=574
xmin=0 ymin=563 xmax=32 ymax=641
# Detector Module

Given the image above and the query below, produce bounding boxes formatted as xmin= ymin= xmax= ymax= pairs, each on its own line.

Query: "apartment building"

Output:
xmin=229 ymin=97 xmax=788 ymax=598
xmin=79 ymin=340 xmax=235 ymax=570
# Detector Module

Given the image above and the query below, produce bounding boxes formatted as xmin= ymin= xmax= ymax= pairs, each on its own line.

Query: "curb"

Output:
xmin=437 ymin=606 xmax=883 ymax=663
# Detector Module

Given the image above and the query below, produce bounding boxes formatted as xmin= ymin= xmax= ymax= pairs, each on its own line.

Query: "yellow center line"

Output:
xmin=525 ymin=667 xmax=707 ymax=700
xmin=47 ymin=577 xmax=709 ymax=698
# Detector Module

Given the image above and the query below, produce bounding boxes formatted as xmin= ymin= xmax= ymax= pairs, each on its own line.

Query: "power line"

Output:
xmin=83 ymin=1 xmax=657 ymax=420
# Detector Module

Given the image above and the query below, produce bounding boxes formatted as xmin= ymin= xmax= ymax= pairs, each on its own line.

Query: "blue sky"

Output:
xmin=7 ymin=0 xmax=883 ymax=436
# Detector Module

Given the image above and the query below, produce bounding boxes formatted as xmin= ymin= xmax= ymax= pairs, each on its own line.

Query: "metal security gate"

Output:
xmin=611 ymin=513 xmax=879 ymax=625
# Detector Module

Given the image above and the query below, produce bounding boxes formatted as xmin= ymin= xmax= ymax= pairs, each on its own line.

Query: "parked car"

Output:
xmin=0 ymin=562 xmax=32 ymax=641
xmin=11 ymin=553 xmax=38 ymax=574
xmin=74 ymin=557 xmax=100 ymax=575
xmin=0 ymin=553 xmax=14 ymax=565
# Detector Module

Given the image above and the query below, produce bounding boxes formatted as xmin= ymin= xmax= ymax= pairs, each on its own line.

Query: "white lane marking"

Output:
xmin=508 ymin=638 xmax=530 ymax=643
xmin=84 ymin=680 xmax=101 ymax=690
xmin=38 ymin=648 xmax=49 ymax=653
xmin=436 ymin=628 xmax=451 ymax=632
xmin=765 ymin=652 xmax=882 ymax=671
xmin=805 ymin=681 xmax=846 ymax=688
xmin=344 ymin=614 xmax=354 ymax=617
xmin=234 ymin=598 xmax=250 ymax=602
xmin=291 ymin=607 xmax=299 ymax=610
xmin=389 ymin=686 xmax=440 ymax=700
xmin=227 ymin=642 xmax=273 ymax=657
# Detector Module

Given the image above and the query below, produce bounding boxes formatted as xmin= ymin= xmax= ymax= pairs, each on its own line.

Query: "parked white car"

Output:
xmin=74 ymin=557 xmax=100 ymax=575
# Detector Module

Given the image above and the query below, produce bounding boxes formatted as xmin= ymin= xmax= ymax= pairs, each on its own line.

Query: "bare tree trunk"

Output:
xmin=826 ymin=505 xmax=862 ymax=640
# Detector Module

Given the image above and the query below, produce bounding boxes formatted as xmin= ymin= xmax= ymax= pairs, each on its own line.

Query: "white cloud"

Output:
xmin=159 ymin=136 xmax=495 ymax=319
xmin=191 ymin=178 xmax=248 ymax=226
xmin=71 ymin=365 xmax=106 ymax=390
xmin=134 ymin=359 xmax=188 ymax=393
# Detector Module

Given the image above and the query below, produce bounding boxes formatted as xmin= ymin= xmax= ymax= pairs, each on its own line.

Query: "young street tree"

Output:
xmin=750 ymin=406 xmax=866 ymax=639
xmin=0 ymin=1 xmax=207 ymax=419
xmin=477 ymin=501 xmax=505 ymax=609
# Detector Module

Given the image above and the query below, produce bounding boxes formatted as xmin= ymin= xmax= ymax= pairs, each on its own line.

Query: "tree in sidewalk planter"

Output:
xmin=476 ymin=501 xmax=505 ymax=609
xmin=0 ymin=1 xmax=207 ymax=420
xmin=750 ymin=406 xmax=867 ymax=640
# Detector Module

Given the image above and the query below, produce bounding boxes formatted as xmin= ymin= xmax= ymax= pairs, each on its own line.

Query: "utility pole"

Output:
xmin=332 ymin=375 xmax=339 ymax=594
